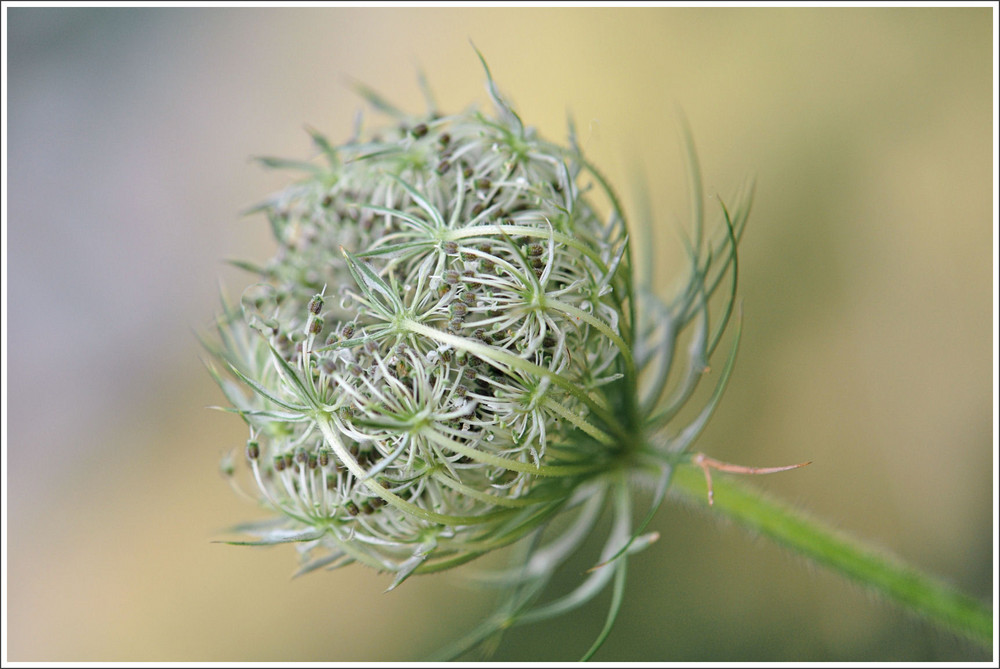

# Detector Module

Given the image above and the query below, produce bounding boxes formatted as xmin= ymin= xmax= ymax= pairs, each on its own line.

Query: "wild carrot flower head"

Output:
xmin=207 ymin=53 xmax=750 ymax=658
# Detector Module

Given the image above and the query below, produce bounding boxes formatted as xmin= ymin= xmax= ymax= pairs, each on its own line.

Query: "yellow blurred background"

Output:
xmin=5 ymin=6 xmax=994 ymax=661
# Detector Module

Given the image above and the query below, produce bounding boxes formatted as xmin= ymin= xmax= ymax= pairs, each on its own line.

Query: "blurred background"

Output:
xmin=4 ymin=6 xmax=995 ymax=662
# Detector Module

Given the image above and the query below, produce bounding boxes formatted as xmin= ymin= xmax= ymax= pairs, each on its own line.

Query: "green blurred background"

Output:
xmin=5 ymin=7 xmax=994 ymax=662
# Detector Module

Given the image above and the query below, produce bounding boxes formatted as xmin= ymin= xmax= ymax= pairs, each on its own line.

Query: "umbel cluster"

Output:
xmin=208 ymin=56 xmax=749 ymax=658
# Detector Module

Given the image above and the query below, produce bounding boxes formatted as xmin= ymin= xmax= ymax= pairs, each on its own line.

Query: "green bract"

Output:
xmin=208 ymin=56 xmax=750 ymax=659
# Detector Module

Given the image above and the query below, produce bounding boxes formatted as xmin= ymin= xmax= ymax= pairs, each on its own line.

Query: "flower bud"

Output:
xmin=307 ymin=294 xmax=324 ymax=315
xmin=209 ymin=53 xmax=747 ymax=660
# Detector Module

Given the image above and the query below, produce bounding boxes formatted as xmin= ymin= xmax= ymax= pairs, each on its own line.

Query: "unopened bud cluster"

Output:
xmin=210 ymin=59 xmax=749 ymax=658
xmin=213 ymin=71 xmax=632 ymax=583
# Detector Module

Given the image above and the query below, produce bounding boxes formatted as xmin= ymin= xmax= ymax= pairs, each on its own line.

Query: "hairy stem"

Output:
xmin=669 ymin=463 xmax=993 ymax=648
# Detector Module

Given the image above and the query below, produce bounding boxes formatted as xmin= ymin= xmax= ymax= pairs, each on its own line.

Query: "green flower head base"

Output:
xmin=209 ymin=55 xmax=763 ymax=659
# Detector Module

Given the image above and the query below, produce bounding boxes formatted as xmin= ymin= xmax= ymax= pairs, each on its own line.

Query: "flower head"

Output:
xmin=207 ymin=53 xmax=751 ymax=658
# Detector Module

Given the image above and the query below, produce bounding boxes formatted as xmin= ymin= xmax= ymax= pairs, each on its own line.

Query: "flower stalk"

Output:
xmin=670 ymin=463 xmax=993 ymax=647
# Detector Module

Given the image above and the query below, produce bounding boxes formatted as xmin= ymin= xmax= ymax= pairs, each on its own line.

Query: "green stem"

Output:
xmin=669 ymin=463 xmax=993 ymax=648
